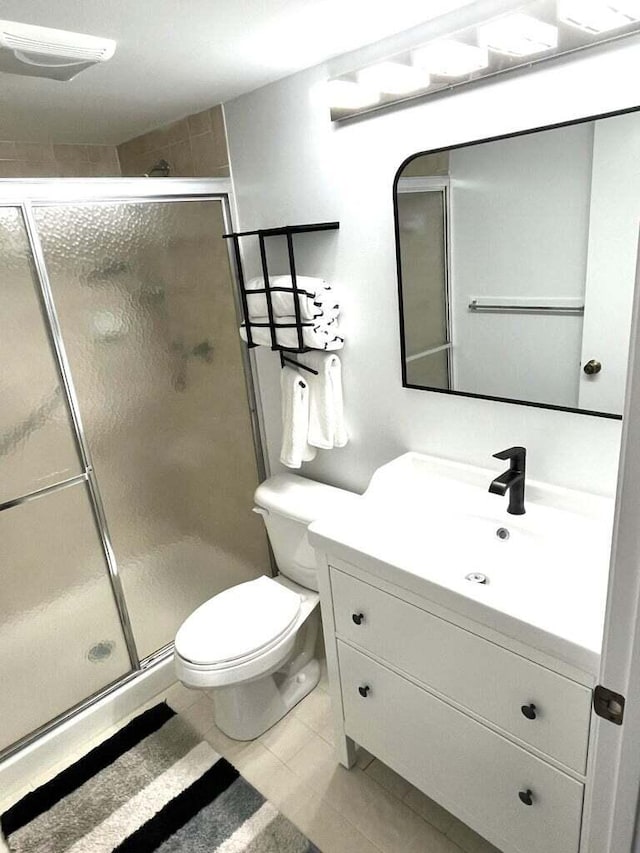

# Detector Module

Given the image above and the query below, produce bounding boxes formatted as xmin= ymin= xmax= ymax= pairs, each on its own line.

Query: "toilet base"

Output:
xmin=212 ymin=658 xmax=320 ymax=740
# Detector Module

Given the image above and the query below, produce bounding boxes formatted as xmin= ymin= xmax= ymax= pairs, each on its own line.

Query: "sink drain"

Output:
xmin=496 ymin=527 xmax=510 ymax=540
xmin=465 ymin=572 xmax=488 ymax=584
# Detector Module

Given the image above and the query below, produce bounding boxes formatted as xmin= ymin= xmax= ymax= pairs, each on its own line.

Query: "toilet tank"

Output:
xmin=254 ymin=473 xmax=359 ymax=591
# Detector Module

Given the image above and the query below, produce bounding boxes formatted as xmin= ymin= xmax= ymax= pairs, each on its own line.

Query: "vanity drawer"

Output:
xmin=338 ymin=641 xmax=583 ymax=853
xmin=331 ymin=568 xmax=591 ymax=773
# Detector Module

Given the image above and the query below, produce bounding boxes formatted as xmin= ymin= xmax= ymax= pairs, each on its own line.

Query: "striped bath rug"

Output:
xmin=1 ymin=703 xmax=320 ymax=853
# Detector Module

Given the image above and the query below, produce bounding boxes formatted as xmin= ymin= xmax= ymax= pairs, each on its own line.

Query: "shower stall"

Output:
xmin=0 ymin=179 xmax=268 ymax=760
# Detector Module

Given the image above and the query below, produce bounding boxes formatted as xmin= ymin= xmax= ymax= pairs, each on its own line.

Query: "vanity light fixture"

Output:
xmin=357 ymin=61 xmax=431 ymax=95
xmin=327 ymin=0 xmax=640 ymax=121
xmin=558 ymin=0 xmax=640 ymax=34
xmin=412 ymin=40 xmax=489 ymax=77
xmin=478 ymin=13 xmax=558 ymax=55
xmin=325 ymin=79 xmax=380 ymax=109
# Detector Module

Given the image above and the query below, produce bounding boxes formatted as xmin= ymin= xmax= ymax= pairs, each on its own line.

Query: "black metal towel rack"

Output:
xmin=223 ymin=221 xmax=340 ymax=376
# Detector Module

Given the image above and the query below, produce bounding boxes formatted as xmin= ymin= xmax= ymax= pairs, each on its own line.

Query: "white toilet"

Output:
xmin=174 ymin=472 xmax=358 ymax=740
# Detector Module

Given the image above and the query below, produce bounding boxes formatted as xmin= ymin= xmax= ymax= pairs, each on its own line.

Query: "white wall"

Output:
xmin=449 ymin=124 xmax=593 ymax=408
xmin=223 ymin=41 xmax=640 ymax=498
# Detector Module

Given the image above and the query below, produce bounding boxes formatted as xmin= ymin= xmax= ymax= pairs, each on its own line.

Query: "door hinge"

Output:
xmin=594 ymin=685 xmax=625 ymax=725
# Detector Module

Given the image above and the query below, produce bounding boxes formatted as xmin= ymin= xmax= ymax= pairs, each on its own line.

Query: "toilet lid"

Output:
xmin=174 ymin=576 xmax=301 ymax=666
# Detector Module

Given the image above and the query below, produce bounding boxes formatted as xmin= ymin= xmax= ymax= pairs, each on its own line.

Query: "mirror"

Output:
xmin=394 ymin=107 xmax=640 ymax=418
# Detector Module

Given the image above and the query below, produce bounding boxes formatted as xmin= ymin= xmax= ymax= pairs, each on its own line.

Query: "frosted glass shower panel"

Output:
xmin=35 ymin=201 xmax=268 ymax=659
xmin=0 ymin=207 xmax=82 ymax=503
xmin=0 ymin=482 xmax=132 ymax=753
xmin=397 ymin=190 xmax=451 ymax=389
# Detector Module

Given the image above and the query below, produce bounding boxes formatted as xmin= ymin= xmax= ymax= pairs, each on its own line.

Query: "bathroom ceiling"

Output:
xmin=0 ymin=0 xmax=479 ymax=145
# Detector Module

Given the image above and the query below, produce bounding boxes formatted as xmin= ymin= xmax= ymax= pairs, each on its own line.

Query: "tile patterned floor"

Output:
xmin=167 ymin=668 xmax=503 ymax=853
xmin=0 ymin=667 xmax=501 ymax=853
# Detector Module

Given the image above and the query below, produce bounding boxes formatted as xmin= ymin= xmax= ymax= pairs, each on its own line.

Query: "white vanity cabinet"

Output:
xmin=309 ymin=452 xmax=611 ymax=853
xmin=318 ymin=559 xmax=593 ymax=853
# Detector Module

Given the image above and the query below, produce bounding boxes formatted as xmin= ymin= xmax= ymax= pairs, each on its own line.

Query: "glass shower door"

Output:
xmin=0 ymin=206 xmax=81 ymax=501
xmin=35 ymin=199 xmax=268 ymax=660
xmin=0 ymin=207 xmax=132 ymax=754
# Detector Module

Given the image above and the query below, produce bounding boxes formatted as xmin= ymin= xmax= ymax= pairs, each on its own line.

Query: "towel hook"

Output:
xmin=280 ymin=352 xmax=319 ymax=376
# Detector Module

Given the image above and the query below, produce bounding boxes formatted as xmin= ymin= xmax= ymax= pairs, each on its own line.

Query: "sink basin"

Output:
xmin=308 ymin=452 xmax=614 ymax=674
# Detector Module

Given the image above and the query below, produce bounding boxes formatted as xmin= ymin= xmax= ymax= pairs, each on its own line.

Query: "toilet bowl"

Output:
xmin=174 ymin=473 xmax=358 ymax=740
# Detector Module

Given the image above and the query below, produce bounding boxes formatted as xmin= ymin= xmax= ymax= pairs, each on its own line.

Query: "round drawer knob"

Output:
xmin=583 ymin=359 xmax=602 ymax=375
xmin=518 ymin=789 xmax=534 ymax=806
xmin=521 ymin=703 xmax=537 ymax=720
xmin=352 ymin=612 xmax=365 ymax=625
xmin=358 ymin=685 xmax=371 ymax=698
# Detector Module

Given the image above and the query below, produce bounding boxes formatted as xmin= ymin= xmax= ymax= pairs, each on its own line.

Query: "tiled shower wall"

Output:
xmin=0 ymin=104 xmax=227 ymax=180
xmin=117 ymin=105 xmax=228 ymax=178
xmin=0 ymin=143 xmax=121 ymax=178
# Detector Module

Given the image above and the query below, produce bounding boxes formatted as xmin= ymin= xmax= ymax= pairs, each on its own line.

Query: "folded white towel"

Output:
xmin=240 ymin=320 xmax=344 ymax=351
xmin=299 ymin=351 xmax=348 ymax=450
xmin=280 ymin=366 xmax=317 ymax=469
xmin=245 ymin=276 xmax=339 ymax=322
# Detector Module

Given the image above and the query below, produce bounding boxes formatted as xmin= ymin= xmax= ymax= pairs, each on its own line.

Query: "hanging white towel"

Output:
xmin=280 ymin=366 xmax=317 ymax=469
xmin=240 ymin=320 xmax=344 ymax=351
xmin=299 ymin=351 xmax=348 ymax=450
xmin=245 ymin=276 xmax=339 ymax=323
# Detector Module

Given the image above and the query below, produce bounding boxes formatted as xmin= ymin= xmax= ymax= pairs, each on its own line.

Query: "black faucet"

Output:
xmin=488 ymin=446 xmax=526 ymax=515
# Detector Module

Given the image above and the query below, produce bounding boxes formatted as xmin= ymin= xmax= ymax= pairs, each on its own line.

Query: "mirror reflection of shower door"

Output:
xmin=0 ymin=206 xmax=132 ymax=755
xmin=396 ymin=183 xmax=452 ymax=390
xmin=35 ymin=199 xmax=268 ymax=660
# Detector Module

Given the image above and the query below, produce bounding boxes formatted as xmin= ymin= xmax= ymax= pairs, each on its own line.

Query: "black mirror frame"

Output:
xmin=392 ymin=104 xmax=640 ymax=422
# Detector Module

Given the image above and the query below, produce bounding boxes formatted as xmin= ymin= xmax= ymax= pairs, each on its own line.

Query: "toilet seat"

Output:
xmin=174 ymin=575 xmax=301 ymax=668
xmin=174 ymin=576 xmax=320 ymax=689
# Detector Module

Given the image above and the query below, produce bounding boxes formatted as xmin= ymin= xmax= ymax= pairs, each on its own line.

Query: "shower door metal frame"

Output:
xmin=0 ymin=179 xmax=267 ymax=761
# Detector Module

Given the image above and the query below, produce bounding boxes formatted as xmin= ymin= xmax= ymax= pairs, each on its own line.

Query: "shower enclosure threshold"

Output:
xmin=0 ymin=647 xmax=176 ymax=811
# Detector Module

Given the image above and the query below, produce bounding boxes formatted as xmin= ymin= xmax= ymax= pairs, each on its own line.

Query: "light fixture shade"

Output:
xmin=412 ymin=40 xmax=489 ymax=77
xmin=357 ymin=61 xmax=430 ymax=95
xmin=325 ymin=79 xmax=380 ymax=110
xmin=558 ymin=0 xmax=640 ymax=33
xmin=614 ymin=0 xmax=640 ymax=14
xmin=478 ymin=13 xmax=558 ymax=57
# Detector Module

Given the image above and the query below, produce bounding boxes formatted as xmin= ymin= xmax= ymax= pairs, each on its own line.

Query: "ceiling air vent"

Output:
xmin=0 ymin=20 xmax=116 ymax=81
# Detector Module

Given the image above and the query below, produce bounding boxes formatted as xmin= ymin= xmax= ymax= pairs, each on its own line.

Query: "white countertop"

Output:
xmin=309 ymin=453 xmax=614 ymax=677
